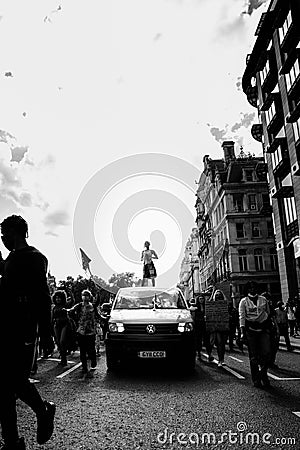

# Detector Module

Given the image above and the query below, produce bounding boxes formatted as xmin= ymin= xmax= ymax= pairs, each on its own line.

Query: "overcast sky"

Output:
xmin=0 ymin=0 xmax=270 ymax=286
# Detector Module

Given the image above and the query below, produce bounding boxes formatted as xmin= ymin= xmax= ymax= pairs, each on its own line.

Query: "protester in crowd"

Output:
xmin=286 ymin=299 xmax=297 ymax=337
xmin=52 ymin=290 xmax=75 ymax=366
xmin=275 ymin=301 xmax=292 ymax=352
xmin=261 ymin=291 xmax=280 ymax=369
xmin=99 ymin=302 xmax=111 ymax=341
xmin=141 ymin=241 xmax=158 ymax=287
xmin=0 ymin=215 xmax=56 ymax=449
xmin=228 ymin=301 xmax=239 ymax=352
xmin=189 ymin=294 xmax=206 ymax=361
xmin=66 ymin=289 xmax=99 ymax=377
xmin=205 ymin=289 xmax=229 ymax=367
xmin=239 ymin=281 xmax=272 ymax=388
xmin=294 ymin=297 xmax=300 ymax=336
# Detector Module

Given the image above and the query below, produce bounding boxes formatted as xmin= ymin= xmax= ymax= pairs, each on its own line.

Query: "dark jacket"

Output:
xmin=0 ymin=246 xmax=52 ymax=344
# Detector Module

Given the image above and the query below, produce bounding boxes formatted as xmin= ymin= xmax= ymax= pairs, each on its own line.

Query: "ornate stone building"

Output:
xmin=196 ymin=141 xmax=281 ymax=305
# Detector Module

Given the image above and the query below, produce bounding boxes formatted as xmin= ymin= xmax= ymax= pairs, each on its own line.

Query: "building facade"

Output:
xmin=196 ymin=141 xmax=281 ymax=306
xmin=242 ymin=0 xmax=300 ymax=301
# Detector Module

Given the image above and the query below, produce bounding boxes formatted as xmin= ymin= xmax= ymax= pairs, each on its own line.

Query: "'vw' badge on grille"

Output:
xmin=146 ymin=324 xmax=156 ymax=334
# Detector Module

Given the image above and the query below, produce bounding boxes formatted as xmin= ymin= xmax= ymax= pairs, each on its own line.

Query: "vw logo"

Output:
xmin=146 ymin=324 xmax=156 ymax=334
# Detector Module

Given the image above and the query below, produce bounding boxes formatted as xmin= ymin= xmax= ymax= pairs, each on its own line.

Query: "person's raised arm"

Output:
xmin=152 ymin=250 xmax=158 ymax=259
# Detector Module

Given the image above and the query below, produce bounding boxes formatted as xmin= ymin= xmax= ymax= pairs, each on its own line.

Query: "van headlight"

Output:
xmin=109 ymin=323 xmax=125 ymax=333
xmin=178 ymin=322 xmax=193 ymax=333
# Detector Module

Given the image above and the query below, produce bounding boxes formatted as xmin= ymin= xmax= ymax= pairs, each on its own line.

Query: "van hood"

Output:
xmin=110 ymin=309 xmax=192 ymax=323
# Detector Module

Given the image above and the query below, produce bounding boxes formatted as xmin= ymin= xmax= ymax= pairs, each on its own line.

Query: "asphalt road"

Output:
xmin=2 ymin=342 xmax=300 ymax=450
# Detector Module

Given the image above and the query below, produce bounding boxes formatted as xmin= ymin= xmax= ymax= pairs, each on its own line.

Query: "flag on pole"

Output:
xmin=79 ymin=248 xmax=91 ymax=271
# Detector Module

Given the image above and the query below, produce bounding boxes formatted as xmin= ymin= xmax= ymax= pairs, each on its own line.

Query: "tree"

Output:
xmin=108 ymin=272 xmax=142 ymax=289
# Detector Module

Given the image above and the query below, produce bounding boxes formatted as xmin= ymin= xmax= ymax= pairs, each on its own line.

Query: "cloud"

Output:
xmin=208 ymin=112 xmax=256 ymax=147
xmin=231 ymin=112 xmax=255 ymax=132
xmin=45 ymin=230 xmax=59 ymax=237
xmin=218 ymin=15 xmax=245 ymax=37
xmin=0 ymin=129 xmax=57 ymax=213
xmin=209 ymin=125 xmax=229 ymax=143
xmin=10 ymin=146 xmax=29 ymax=163
xmin=236 ymin=77 xmax=242 ymax=91
xmin=0 ymin=129 xmax=28 ymax=163
xmin=0 ymin=129 xmax=16 ymax=145
xmin=153 ymin=33 xmax=162 ymax=42
xmin=43 ymin=210 xmax=70 ymax=228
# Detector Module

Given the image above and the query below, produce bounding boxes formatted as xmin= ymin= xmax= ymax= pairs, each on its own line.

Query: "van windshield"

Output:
xmin=114 ymin=290 xmax=186 ymax=310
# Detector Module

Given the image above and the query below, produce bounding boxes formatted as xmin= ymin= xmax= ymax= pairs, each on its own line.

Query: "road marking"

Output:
xmin=200 ymin=353 xmax=245 ymax=380
xmin=228 ymin=355 xmax=244 ymax=363
xmin=40 ymin=358 xmax=76 ymax=364
xmin=279 ymin=347 xmax=300 ymax=354
xmin=267 ymin=372 xmax=300 ymax=381
xmin=56 ymin=362 xmax=82 ymax=379
xmin=292 ymin=412 xmax=300 ymax=418
xmin=29 ymin=378 xmax=40 ymax=383
xmin=221 ymin=365 xmax=245 ymax=379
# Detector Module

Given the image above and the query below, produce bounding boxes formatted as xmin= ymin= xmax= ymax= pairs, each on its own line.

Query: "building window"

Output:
xmin=236 ymin=223 xmax=245 ymax=238
xmin=248 ymin=194 xmax=257 ymax=210
xmin=271 ymin=145 xmax=282 ymax=170
xmin=245 ymin=170 xmax=253 ymax=181
xmin=238 ymin=249 xmax=248 ymax=271
xmin=260 ymin=59 xmax=270 ymax=85
xmin=233 ymin=193 xmax=244 ymax=212
xmin=293 ymin=117 xmax=300 ymax=143
xmin=252 ymin=222 xmax=260 ymax=237
xmin=283 ymin=197 xmax=297 ymax=225
xmin=285 ymin=58 xmax=300 ymax=92
xmin=262 ymin=194 xmax=271 ymax=209
xmin=279 ymin=10 xmax=292 ymax=44
xmin=254 ymin=249 xmax=264 ymax=271
xmin=270 ymin=248 xmax=279 ymax=271
xmin=267 ymin=221 xmax=274 ymax=238
xmin=265 ymin=101 xmax=276 ymax=126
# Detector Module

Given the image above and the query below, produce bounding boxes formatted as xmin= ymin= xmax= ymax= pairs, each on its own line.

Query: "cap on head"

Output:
xmin=82 ymin=289 xmax=92 ymax=298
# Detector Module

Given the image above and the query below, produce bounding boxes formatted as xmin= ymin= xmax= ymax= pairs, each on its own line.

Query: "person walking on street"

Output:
xmin=228 ymin=302 xmax=239 ymax=352
xmin=0 ymin=215 xmax=56 ymax=449
xmin=205 ymin=289 xmax=229 ymax=367
xmin=66 ymin=289 xmax=98 ymax=377
xmin=287 ymin=299 xmax=297 ymax=337
xmin=141 ymin=241 xmax=158 ymax=287
xmin=239 ymin=281 xmax=272 ymax=388
xmin=294 ymin=297 xmax=300 ymax=336
xmin=52 ymin=290 xmax=73 ymax=366
xmin=275 ymin=301 xmax=292 ymax=351
xmin=189 ymin=295 xmax=206 ymax=361
xmin=261 ymin=291 xmax=280 ymax=369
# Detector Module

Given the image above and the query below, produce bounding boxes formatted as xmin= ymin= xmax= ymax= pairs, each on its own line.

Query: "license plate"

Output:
xmin=138 ymin=351 xmax=166 ymax=358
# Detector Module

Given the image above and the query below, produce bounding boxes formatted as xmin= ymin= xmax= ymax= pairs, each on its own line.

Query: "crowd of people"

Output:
xmin=0 ymin=213 xmax=299 ymax=449
xmin=189 ymin=281 xmax=300 ymax=388
xmin=0 ymin=214 xmax=112 ymax=450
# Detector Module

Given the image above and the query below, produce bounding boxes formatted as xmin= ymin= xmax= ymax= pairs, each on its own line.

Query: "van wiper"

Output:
xmin=152 ymin=294 xmax=157 ymax=311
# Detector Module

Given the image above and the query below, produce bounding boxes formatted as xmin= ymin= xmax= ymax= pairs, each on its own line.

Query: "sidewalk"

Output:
xmin=279 ymin=334 xmax=300 ymax=351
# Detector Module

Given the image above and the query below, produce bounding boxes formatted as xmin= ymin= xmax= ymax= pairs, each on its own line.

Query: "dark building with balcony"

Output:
xmin=196 ymin=141 xmax=281 ymax=305
xmin=242 ymin=0 xmax=300 ymax=302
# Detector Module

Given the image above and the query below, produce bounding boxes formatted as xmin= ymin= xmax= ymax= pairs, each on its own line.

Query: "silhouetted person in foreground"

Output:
xmin=0 ymin=215 xmax=56 ymax=449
